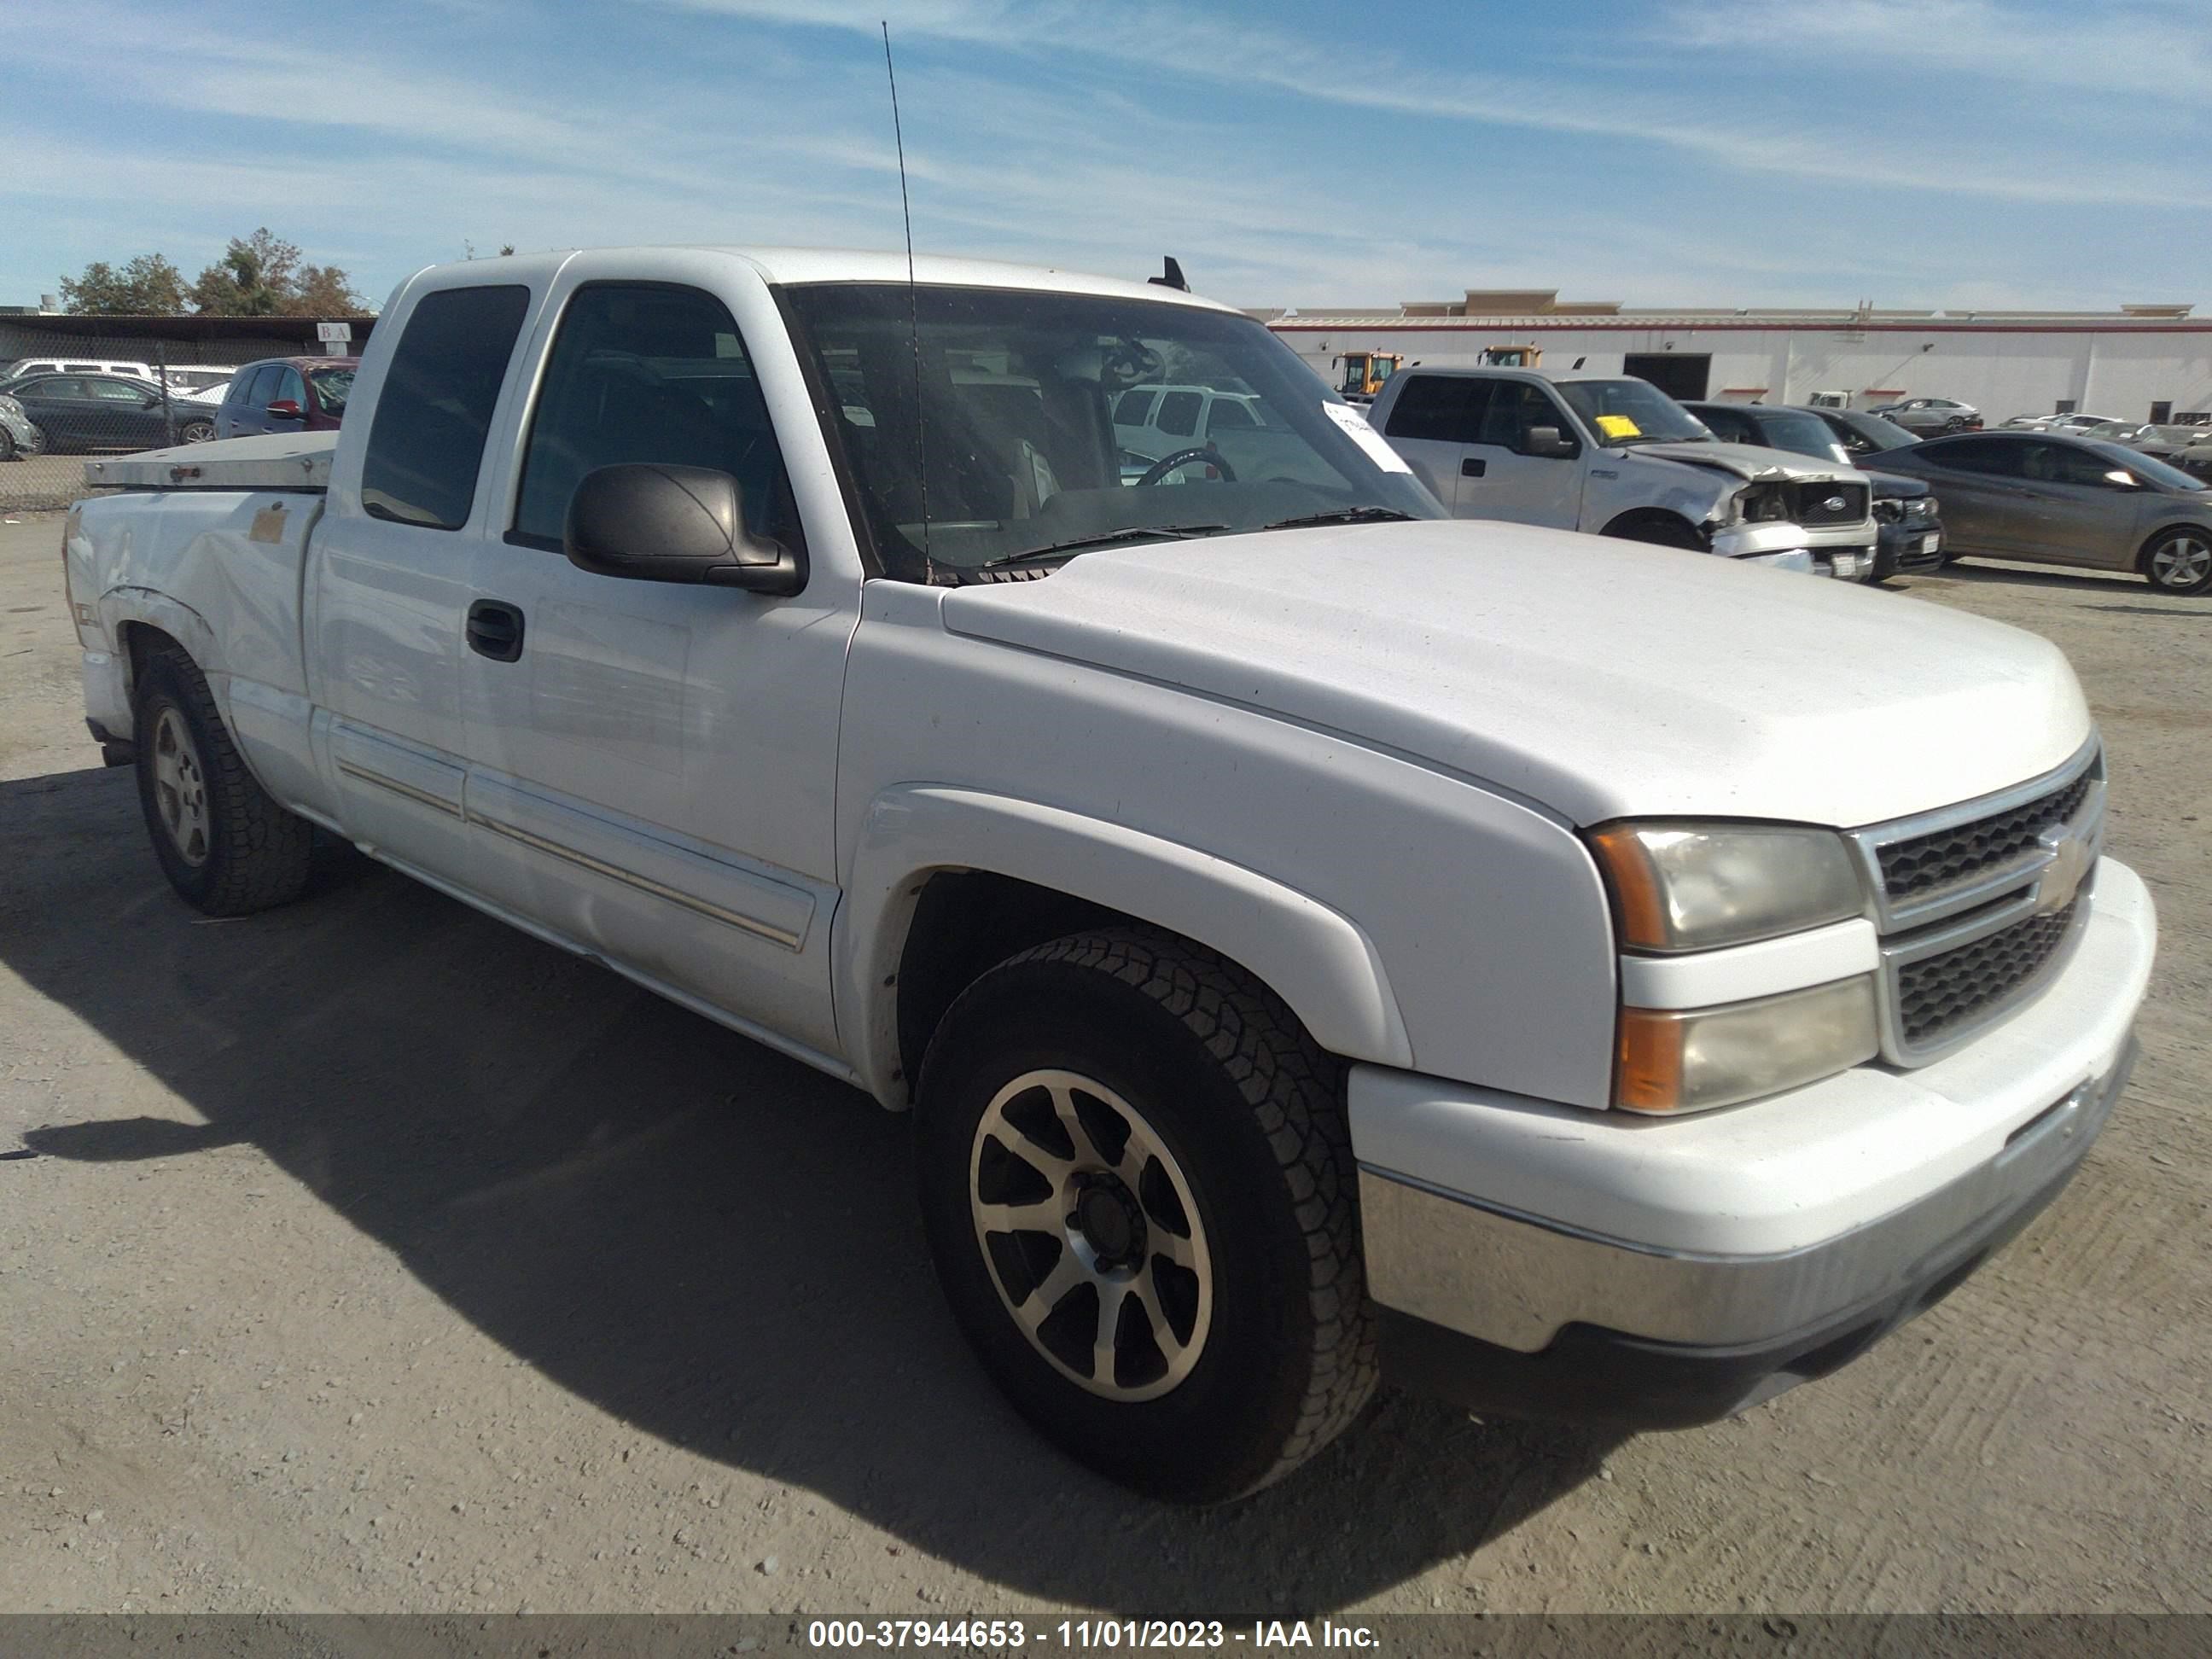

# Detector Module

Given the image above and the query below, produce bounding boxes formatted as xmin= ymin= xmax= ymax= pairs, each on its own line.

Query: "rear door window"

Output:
xmin=359 ymin=284 xmax=532 ymax=530
xmin=1921 ymin=436 xmax=2023 ymax=477
xmin=1382 ymin=375 xmax=1487 ymax=444
xmin=1154 ymin=390 xmax=1202 ymax=438
xmin=1113 ymin=388 xmax=1157 ymax=426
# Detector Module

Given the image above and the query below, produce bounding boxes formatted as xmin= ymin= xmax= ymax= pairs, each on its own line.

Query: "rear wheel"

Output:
xmin=915 ymin=928 xmax=1377 ymax=1502
xmin=178 ymin=416 xmax=217 ymax=444
xmin=132 ymin=647 xmax=314 ymax=914
xmin=2141 ymin=527 xmax=2212 ymax=596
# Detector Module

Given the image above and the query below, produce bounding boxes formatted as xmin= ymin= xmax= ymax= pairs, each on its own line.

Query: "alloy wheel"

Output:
xmin=151 ymin=705 xmax=212 ymax=865
xmin=969 ymin=1068 xmax=1213 ymax=1402
xmin=2149 ymin=534 xmax=2211 ymax=591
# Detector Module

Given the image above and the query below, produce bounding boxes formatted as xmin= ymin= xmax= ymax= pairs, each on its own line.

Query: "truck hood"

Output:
xmin=939 ymin=519 xmax=2089 ymax=828
xmin=1618 ymin=439 xmax=1851 ymax=483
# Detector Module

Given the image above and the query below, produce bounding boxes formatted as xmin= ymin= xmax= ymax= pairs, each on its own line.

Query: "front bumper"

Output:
xmin=1353 ymin=856 xmax=2156 ymax=1429
xmin=1709 ymin=517 xmax=1877 ymax=579
xmin=1875 ymin=519 xmax=1945 ymax=579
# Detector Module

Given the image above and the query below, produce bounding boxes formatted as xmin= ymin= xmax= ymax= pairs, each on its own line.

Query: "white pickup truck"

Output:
xmin=66 ymin=247 xmax=2155 ymax=1504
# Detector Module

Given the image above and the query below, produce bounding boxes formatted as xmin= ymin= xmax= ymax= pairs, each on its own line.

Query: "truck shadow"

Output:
xmin=1918 ymin=561 xmax=2151 ymax=596
xmin=1 ymin=765 xmax=1616 ymax=1612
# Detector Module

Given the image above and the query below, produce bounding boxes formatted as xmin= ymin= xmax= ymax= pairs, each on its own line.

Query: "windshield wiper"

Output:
xmin=976 ymin=523 xmax=1231 ymax=570
xmin=1260 ymin=507 xmax=1417 ymax=531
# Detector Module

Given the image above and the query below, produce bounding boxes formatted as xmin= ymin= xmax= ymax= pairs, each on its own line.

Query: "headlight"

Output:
xmin=1616 ymin=976 xmax=1880 ymax=1114
xmin=1586 ymin=821 xmax=1865 ymax=952
xmin=1730 ymin=481 xmax=1793 ymax=524
xmin=1912 ymin=495 xmax=1940 ymax=521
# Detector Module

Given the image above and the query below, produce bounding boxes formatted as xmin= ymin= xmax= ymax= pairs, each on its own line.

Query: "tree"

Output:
xmin=57 ymin=253 xmax=189 ymax=316
xmin=189 ymin=228 xmax=303 ymax=317
xmin=188 ymin=229 xmax=369 ymax=317
xmin=288 ymin=263 xmax=369 ymax=317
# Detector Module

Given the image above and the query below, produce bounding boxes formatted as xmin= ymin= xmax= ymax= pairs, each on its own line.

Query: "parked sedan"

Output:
xmin=0 ymin=393 xmax=45 ymax=461
xmin=1685 ymin=402 xmax=1941 ymax=581
xmin=2112 ymin=423 xmax=2209 ymax=462
xmin=0 ymin=372 xmax=215 ymax=451
xmin=1869 ymin=396 xmax=1982 ymax=435
xmin=1874 ymin=429 xmax=2212 ymax=595
xmin=214 ymin=356 xmax=358 ymax=439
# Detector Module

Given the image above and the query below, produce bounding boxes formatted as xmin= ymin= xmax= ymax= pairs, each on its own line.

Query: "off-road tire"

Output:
xmin=133 ymin=647 xmax=314 ymax=915
xmin=915 ymin=927 xmax=1378 ymax=1503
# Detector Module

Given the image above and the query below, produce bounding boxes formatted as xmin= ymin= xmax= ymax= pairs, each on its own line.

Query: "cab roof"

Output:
xmin=409 ymin=245 xmax=1241 ymax=313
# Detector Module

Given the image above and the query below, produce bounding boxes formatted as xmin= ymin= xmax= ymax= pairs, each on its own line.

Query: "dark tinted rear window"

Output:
xmin=360 ymin=286 xmax=530 ymax=530
xmin=1383 ymin=374 xmax=1487 ymax=444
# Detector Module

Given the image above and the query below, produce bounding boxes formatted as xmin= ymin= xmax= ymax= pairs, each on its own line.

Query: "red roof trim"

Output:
xmin=1266 ymin=319 xmax=2212 ymax=336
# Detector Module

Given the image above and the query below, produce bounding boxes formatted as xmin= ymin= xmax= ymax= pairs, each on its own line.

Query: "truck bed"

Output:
xmin=84 ymin=430 xmax=338 ymax=492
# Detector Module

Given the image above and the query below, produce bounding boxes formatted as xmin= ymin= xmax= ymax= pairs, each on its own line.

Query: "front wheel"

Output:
xmin=132 ymin=647 xmax=315 ymax=914
xmin=178 ymin=416 xmax=217 ymax=444
xmin=2141 ymin=527 xmax=2212 ymax=596
xmin=915 ymin=928 xmax=1377 ymax=1503
xmin=1604 ymin=513 xmax=1705 ymax=550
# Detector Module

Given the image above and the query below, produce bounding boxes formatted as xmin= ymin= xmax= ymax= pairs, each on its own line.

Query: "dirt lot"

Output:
xmin=1 ymin=511 xmax=2205 ymax=1616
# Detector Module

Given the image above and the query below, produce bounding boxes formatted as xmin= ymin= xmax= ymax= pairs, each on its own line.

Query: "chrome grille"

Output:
xmin=1879 ymin=771 xmax=2094 ymax=904
xmin=1845 ymin=736 xmax=2104 ymax=1064
xmin=1896 ymin=900 xmax=2081 ymax=1046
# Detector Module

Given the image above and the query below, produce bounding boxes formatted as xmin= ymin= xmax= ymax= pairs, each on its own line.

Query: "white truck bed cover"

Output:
xmin=84 ymin=431 xmax=338 ymax=492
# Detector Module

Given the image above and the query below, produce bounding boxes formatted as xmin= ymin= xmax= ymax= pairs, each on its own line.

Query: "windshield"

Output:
xmin=308 ymin=366 xmax=356 ymax=416
xmin=2082 ymin=438 xmax=2206 ymax=492
xmin=1553 ymin=378 xmax=1713 ymax=445
xmin=780 ymin=284 xmax=1438 ymax=579
xmin=1752 ymin=409 xmax=1854 ymax=467
xmin=1833 ymin=410 xmax=1919 ymax=453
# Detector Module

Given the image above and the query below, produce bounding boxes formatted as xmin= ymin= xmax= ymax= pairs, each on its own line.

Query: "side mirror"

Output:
xmin=565 ymin=463 xmax=806 ymax=597
xmin=266 ymin=399 xmax=303 ymax=419
xmin=1521 ymin=425 xmax=1578 ymax=459
xmin=2101 ymin=469 xmax=2139 ymax=488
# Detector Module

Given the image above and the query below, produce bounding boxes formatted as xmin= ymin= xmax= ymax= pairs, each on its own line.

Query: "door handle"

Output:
xmin=1460 ymin=456 xmax=1487 ymax=478
xmin=467 ymin=598 xmax=526 ymax=662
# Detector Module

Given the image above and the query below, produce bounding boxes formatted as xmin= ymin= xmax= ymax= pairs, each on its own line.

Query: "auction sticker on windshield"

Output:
xmin=1323 ymin=401 xmax=1413 ymax=473
xmin=1595 ymin=414 xmax=1642 ymax=439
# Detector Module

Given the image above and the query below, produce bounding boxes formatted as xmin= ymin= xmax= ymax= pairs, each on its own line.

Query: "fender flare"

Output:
xmin=99 ymin=586 xmax=224 ymax=713
xmin=835 ymin=785 xmax=1414 ymax=1106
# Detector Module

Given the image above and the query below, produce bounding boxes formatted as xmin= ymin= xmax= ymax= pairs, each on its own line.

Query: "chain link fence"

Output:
xmin=0 ymin=323 xmax=362 ymax=513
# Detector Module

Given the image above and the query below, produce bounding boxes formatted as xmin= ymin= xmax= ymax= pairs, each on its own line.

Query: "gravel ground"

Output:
xmin=0 ymin=512 xmax=2205 ymax=1616
xmin=3 ymin=457 xmax=125 ymax=515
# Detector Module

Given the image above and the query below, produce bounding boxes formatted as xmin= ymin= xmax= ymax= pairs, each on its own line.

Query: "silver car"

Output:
xmin=1871 ymin=396 xmax=1982 ymax=435
xmin=1874 ymin=429 xmax=2212 ymax=595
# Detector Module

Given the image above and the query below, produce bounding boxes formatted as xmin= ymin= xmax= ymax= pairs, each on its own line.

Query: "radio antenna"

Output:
xmin=882 ymin=20 xmax=934 ymax=576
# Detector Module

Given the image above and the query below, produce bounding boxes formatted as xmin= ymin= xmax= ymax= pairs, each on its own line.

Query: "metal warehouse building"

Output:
xmin=1258 ymin=289 xmax=2212 ymax=424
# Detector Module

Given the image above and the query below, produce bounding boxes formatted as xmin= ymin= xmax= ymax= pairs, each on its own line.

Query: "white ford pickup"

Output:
xmin=66 ymin=247 xmax=2155 ymax=1504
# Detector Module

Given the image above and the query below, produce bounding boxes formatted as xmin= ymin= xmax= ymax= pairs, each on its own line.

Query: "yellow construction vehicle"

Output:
xmin=1332 ymin=351 xmax=1403 ymax=400
xmin=1477 ymin=343 xmax=1542 ymax=368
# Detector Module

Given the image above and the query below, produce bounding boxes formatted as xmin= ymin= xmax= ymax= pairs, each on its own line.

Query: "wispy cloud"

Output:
xmin=3 ymin=0 xmax=2206 ymax=312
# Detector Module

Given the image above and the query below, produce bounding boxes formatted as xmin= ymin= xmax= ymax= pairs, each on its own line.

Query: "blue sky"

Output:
xmin=7 ymin=0 xmax=2209 ymax=314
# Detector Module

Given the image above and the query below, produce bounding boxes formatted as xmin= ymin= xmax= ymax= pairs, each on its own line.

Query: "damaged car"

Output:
xmin=1371 ymin=366 xmax=1877 ymax=576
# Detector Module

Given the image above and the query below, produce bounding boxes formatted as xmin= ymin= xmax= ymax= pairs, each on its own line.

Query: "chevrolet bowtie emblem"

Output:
xmin=2034 ymin=821 xmax=2093 ymax=915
